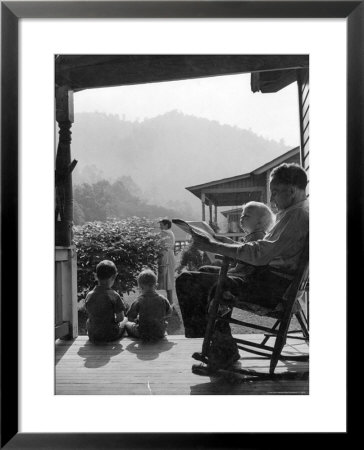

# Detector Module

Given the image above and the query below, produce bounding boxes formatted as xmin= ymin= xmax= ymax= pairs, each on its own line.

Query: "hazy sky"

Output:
xmin=74 ymin=73 xmax=300 ymax=147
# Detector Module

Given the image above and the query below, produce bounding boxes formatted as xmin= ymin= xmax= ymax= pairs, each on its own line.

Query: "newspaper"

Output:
xmin=172 ymin=219 xmax=221 ymax=263
xmin=172 ymin=219 xmax=221 ymax=243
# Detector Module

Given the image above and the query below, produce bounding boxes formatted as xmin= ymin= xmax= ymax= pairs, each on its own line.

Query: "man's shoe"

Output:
xmin=192 ymin=352 xmax=209 ymax=364
xmin=192 ymin=363 xmax=217 ymax=376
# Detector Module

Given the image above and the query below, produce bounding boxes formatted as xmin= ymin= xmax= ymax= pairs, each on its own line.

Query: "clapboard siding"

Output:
xmin=302 ymin=80 xmax=309 ymax=104
xmin=302 ymin=105 xmax=309 ymax=131
xmin=297 ymin=68 xmax=309 ymax=196
xmin=303 ymin=127 xmax=310 ymax=148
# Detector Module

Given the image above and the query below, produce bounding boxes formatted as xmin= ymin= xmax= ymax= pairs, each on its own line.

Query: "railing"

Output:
xmin=174 ymin=240 xmax=190 ymax=254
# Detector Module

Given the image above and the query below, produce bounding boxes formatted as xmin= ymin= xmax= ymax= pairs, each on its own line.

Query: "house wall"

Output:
xmin=297 ymin=69 xmax=310 ymax=195
xmin=297 ymin=69 xmax=310 ymax=319
xmin=55 ymin=246 xmax=78 ymax=339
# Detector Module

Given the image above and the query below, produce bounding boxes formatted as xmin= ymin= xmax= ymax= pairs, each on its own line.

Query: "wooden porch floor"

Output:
xmin=56 ymin=335 xmax=309 ymax=395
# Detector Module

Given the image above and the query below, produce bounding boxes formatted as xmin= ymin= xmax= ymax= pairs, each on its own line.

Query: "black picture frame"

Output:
xmin=1 ymin=1 xmax=361 ymax=448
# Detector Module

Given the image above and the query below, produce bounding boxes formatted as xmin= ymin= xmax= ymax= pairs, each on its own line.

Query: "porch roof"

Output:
xmin=252 ymin=146 xmax=300 ymax=174
xmin=185 ymin=147 xmax=300 ymax=207
xmin=221 ymin=207 xmax=243 ymax=218
xmin=55 ymin=55 xmax=308 ymax=92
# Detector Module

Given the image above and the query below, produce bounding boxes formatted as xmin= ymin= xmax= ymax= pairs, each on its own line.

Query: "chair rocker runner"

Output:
xmin=192 ymin=237 xmax=309 ymax=379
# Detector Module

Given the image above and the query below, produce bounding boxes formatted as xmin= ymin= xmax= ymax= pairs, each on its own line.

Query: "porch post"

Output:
xmin=214 ymin=204 xmax=217 ymax=223
xmin=201 ymin=192 xmax=206 ymax=221
xmin=265 ymin=170 xmax=271 ymax=206
xmin=55 ymin=86 xmax=75 ymax=246
xmin=55 ymin=85 xmax=78 ymax=339
xmin=208 ymin=200 xmax=213 ymax=224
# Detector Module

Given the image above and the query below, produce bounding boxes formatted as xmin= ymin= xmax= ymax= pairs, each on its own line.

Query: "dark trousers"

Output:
xmin=176 ymin=267 xmax=291 ymax=338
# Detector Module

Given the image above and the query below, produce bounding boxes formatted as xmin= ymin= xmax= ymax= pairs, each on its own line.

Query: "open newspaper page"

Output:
xmin=172 ymin=219 xmax=224 ymax=264
xmin=172 ymin=219 xmax=221 ymax=243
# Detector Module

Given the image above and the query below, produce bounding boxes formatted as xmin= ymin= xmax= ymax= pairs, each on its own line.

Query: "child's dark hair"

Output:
xmin=159 ymin=218 xmax=172 ymax=229
xmin=137 ymin=269 xmax=157 ymax=287
xmin=96 ymin=260 xmax=117 ymax=281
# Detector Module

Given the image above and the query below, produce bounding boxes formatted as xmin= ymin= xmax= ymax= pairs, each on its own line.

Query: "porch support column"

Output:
xmin=265 ymin=170 xmax=271 ymax=205
xmin=201 ymin=192 xmax=206 ymax=221
xmin=55 ymin=86 xmax=76 ymax=246
xmin=208 ymin=201 xmax=213 ymax=224
xmin=214 ymin=204 xmax=218 ymax=223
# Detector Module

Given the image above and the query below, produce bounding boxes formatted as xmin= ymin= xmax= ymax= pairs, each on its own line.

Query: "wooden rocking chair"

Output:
xmin=193 ymin=236 xmax=309 ymax=378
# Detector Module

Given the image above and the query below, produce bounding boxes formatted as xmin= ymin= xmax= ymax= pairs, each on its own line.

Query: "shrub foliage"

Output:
xmin=73 ymin=218 xmax=163 ymax=300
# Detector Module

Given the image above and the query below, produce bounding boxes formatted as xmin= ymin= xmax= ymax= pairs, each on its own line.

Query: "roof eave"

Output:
xmin=252 ymin=146 xmax=300 ymax=175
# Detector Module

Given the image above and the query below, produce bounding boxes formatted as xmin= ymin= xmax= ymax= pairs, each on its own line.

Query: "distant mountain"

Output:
xmin=70 ymin=111 xmax=290 ymax=219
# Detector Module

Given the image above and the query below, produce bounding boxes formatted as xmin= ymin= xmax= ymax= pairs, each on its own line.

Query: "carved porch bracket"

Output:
xmin=55 ymin=86 xmax=76 ymax=246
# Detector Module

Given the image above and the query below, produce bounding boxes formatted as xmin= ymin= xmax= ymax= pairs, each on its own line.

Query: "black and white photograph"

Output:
xmin=55 ymin=55 xmax=310 ymax=395
xmin=2 ymin=1 xmax=358 ymax=443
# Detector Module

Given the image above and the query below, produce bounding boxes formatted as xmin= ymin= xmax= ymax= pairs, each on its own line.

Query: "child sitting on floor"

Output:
xmin=85 ymin=260 xmax=128 ymax=344
xmin=126 ymin=269 xmax=172 ymax=341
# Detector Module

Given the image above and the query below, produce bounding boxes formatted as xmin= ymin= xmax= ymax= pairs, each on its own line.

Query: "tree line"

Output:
xmin=73 ymin=177 xmax=181 ymax=225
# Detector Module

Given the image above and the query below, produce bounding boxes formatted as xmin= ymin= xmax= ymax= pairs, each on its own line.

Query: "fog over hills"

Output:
xmin=71 ymin=111 xmax=290 ymax=219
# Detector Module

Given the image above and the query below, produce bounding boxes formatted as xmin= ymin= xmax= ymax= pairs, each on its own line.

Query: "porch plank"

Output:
xmin=56 ymin=335 xmax=308 ymax=395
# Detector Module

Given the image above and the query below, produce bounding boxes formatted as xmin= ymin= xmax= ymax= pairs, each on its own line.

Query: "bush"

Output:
xmin=176 ymin=243 xmax=212 ymax=272
xmin=73 ymin=217 xmax=163 ymax=300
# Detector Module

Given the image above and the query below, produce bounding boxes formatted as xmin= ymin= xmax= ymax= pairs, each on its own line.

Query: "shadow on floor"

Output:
xmin=189 ymin=378 xmax=247 ymax=395
xmin=77 ymin=340 xmax=124 ymax=368
xmin=125 ymin=338 xmax=176 ymax=361
xmin=189 ymin=359 xmax=309 ymax=393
